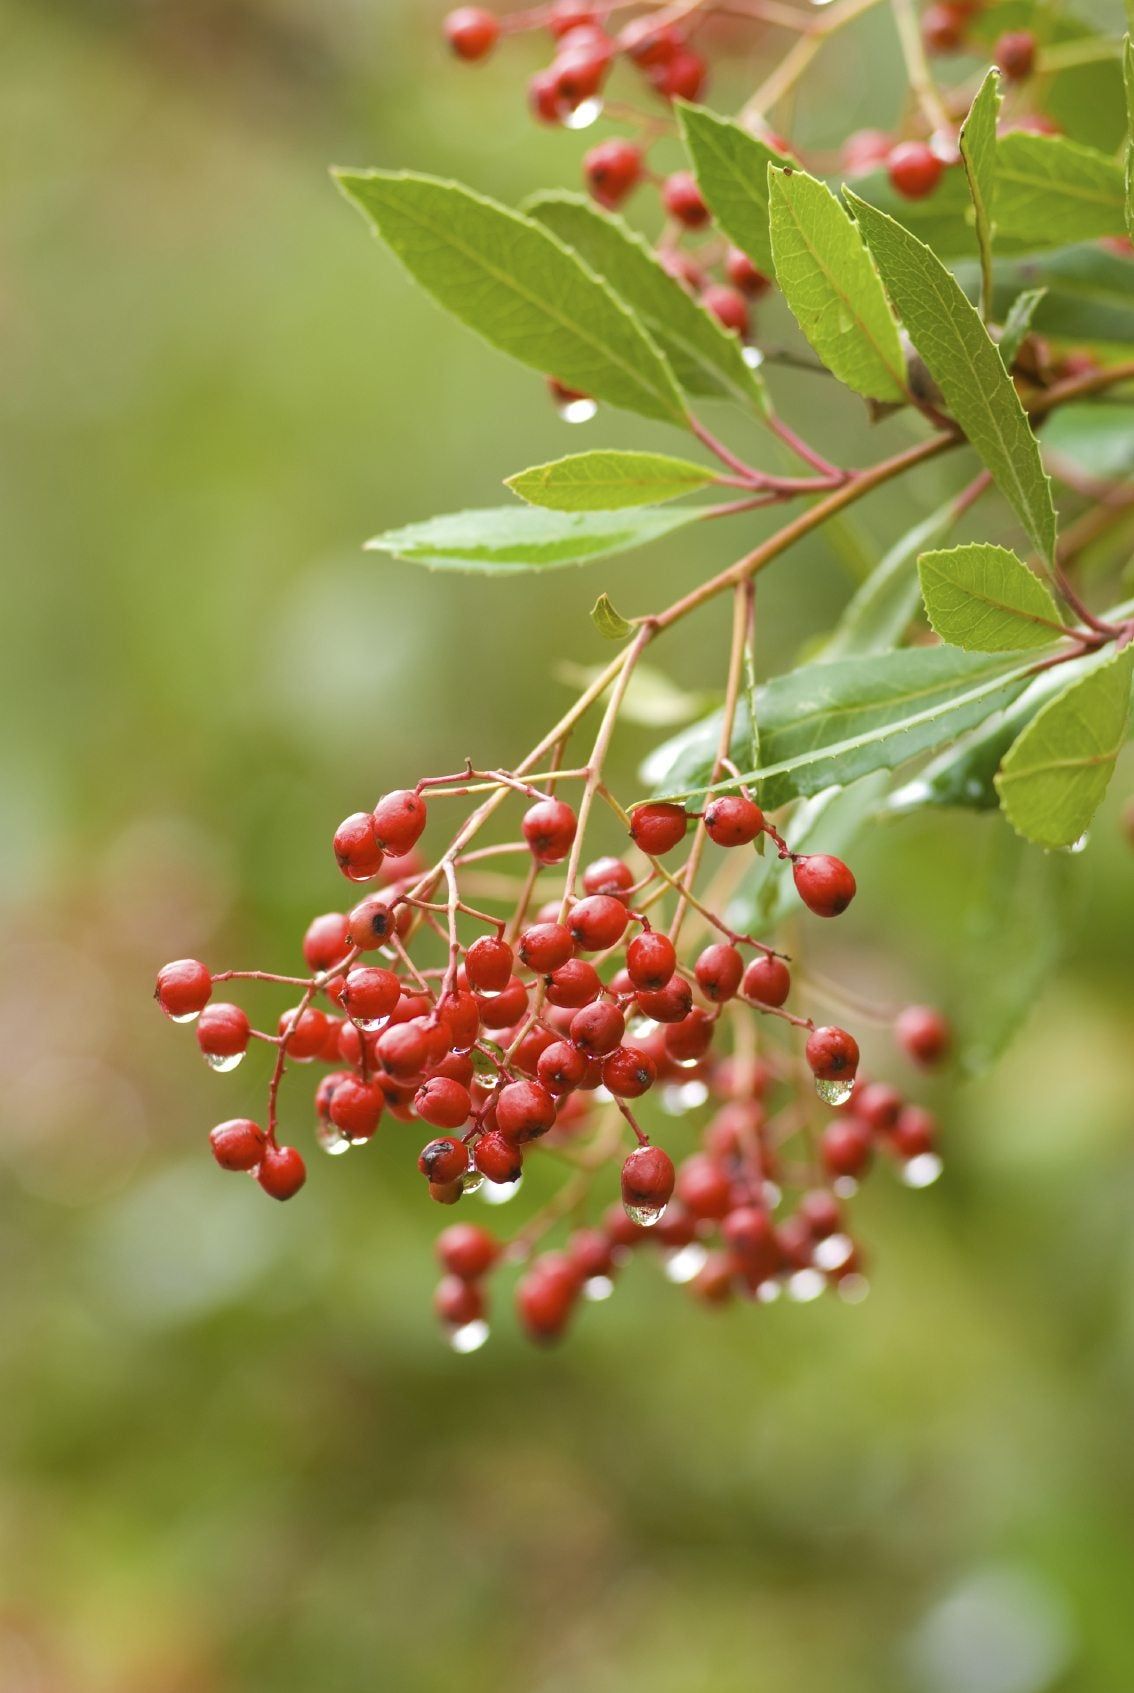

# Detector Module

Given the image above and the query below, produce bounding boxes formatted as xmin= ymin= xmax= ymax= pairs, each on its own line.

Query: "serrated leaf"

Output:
xmin=591 ymin=593 xmax=633 ymax=640
xmin=557 ymin=660 xmax=711 ymax=728
xmin=998 ymin=288 xmax=1046 ymax=369
xmin=507 ymin=450 xmax=718 ymax=511
xmin=525 ymin=191 xmax=767 ymax=412
xmin=996 ymin=133 xmax=1128 ymax=247
xmin=677 ymin=103 xmax=789 ymax=275
xmin=918 ymin=543 xmax=1063 ymax=652
xmin=365 ymin=504 xmax=701 ymax=573
xmin=335 ymin=170 xmax=687 ymax=427
xmin=644 ymin=647 xmax=1039 ymax=809
xmin=846 ymin=192 xmax=1057 ymax=562
xmin=995 ymin=645 xmax=1134 ymax=847
xmin=824 ymin=497 xmax=961 ymax=662
xmin=976 ymin=246 xmax=1134 ymax=348
xmin=767 ymin=166 xmax=906 ymax=404
xmin=959 ymin=69 xmax=1002 ymax=318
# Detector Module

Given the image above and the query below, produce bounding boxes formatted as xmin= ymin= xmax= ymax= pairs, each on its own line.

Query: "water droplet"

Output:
xmin=448 ymin=1319 xmax=490 ymax=1354
xmin=624 ymin=1200 xmax=665 ymax=1228
xmin=627 ymin=1013 xmax=658 ymax=1040
xmin=352 ymin=1013 xmax=391 ymax=1034
xmin=661 ymin=1079 xmax=710 ymax=1115
xmin=787 ymin=1267 xmax=826 ymax=1302
xmin=814 ymin=1075 xmax=855 ymax=1106
xmin=461 ymin=1168 xmax=486 ymax=1196
xmin=204 ymin=1051 xmax=244 ymax=1074
xmin=833 ymin=1175 xmax=859 ymax=1199
xmin=814 ymin=1232 xmax=854 ymax=1272
xmin=480 ymin=1176 xmax=522 ymax=1206
xmin=315 ymin=1120 xmax=351 ymax=1157
xmin=557 ymin=395 xmax=599 ymax=424
xmin=471 ymin=1048 xmax=499 ymax=1081
xmin=837 ymin=1273 xmax=869 ymax=1304
xmin=901 ymin=1151 xmax=943 ymax=1188
xmin=837 ymin=304 xmax=853 ymax=334
xmin=1066 ymin=832 xmax=1090 ymax=854
xmin=169 ymin=1009 xmax=201 ymax=1025
xmin=742 ymin=344 xmax=765 ymax=369
xmin=592 ymin=1085 xmax=614 ymax=1105
xmin=563 ymin=96 xmax=603 ymax=131
xmin=583 ymin=1275 xmax=614 ymax=1302
xmin=762 ymin=1180 xmax=783 ymax=1210
xmin=664 ymin=1243 xmax=708 ymax=1284
xmin=755 ymin=1278 xmax=782 ymax=1304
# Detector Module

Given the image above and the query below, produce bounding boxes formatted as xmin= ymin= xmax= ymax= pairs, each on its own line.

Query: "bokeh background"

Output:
xmin=2 ymin=1 xmax=1133 ymax=1688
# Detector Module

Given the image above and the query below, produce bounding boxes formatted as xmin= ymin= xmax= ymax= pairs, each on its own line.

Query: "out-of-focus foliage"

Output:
xmin=1 ymin=3 xmax=1133 ymax=1691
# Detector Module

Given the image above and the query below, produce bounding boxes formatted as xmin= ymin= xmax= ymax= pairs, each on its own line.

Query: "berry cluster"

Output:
xmin=156 ymin=761 xmax=951 ymax=1350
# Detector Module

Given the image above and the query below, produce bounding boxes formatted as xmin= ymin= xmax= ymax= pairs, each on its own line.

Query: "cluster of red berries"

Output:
xmin=156 ymin=768 xmax=951 ymax=1349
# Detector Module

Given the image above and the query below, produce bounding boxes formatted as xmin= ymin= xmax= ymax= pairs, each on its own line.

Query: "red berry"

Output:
xmin=341 ymin=965 xmax=400 ymax=1028
xmin=155 ymin=958 xmax=212 ymax=1022
xmin=742 ymin=955 xmax=791 ymax=1008
xmin=428 ymin=1178 xmax=465 ymax=1207
xmin=704 ymin=794 xmax=764 ymax=847
xmin=582 ymin=856 xmax=634 ymax=898
xmin=601 ymin=1045 xmax=657 ymax=1098
xmin=675 ymin=1154 xmax=731 ymax=1219
xmin=691 ymin=1252 xmax=736 ymax=1306
xmin=620 ymin=17 xmax=684 ymax=66
xmin=662 ymin=170 xmax=709 ymax=228
xmin=568 ymin=893 xmax=628 ymax=952
xmin=621 ymin=1144 xmax=675 ymax=1217
xmin=329 ymin=1076 xmax=385 ymax=1140
xmin=701 ymin=283 xmax=750 ymax=337
xmin=372 ymin=789 xmax=428 ymax=856
xmin=303 ymin=912 xmax=351 ymax=972
xmin=805 ymin=1025 xmax=860 ymax=1084
xmin=518 ymin=921 xmax=575 ymax=973
xmin=277 ymin=1005 xmax=328 ymax=1061
xmin=444 ymin=7 xmax=500 ymax=61
xmin=537 ymin=1038 xmax=589 ymax=1094
xmin=856 ymin=1082 xmax=902 ymax=1133
xmin=208 ymin=1118 xmax=265 ymax=1172
xmin=822 ymin=1118 xmax=872 ymax=1179
xmin=196 ymin=1003 xmax=250 ymax=1063
xmin=333 ymin=812 xmax=384 ymax=882
xmin=516 ymin=1255 xmax=579 ymax=1342
xmin=475 ymin=975 xmax=529 ymax=1030
xmin=887 ymin=141 xmax=944 ymax=200
xmin=437 ymin=1222 xmax=498 ymax=1279
xmin=465 ymin=934 xmax=514 ymax=994
xmin=418 ymin=1135 xmax=469 ymax=1183
xmin=995 ymin=29 xmax=1036 ymax=79
xmin=841 ymin=128 xmax=893 ymax=176
xmin=377 ymin=1020 xmax=430 ymax=1079
xmin=695 ymin=942 xmax=744 ymax=1004
xmin=799 ymin=1189 xmax=841 ymax=1238
xmin=722 ymin=1204 xmax=775 ymax=1263
xmin=256 ymin=1144 xmax=306 ymax=1201
xmin=584 ymin=138 xmax=644 ymax=209
xmin=626 ymin=930 xmax=677 ymax=992
xmin=529 ymin=66 xmax=564 ymax=123
xmin=725 ymin=249 xmax=772 ymax=296
xmin=649 ymin=46 xmax=707 ymax=101
xmin=568 ymin=1226 xmax=616 ymax=1281
xmin=922 ymin=2 xmax=969 ymax=53
xmin=346 ymin=894 xmax=398 ymax=951
xmin=553 ymin=40 xmax=611 ymax=107
xmin=629 ymin=802 xmax=688 ymax=856
xmin=474 ymin=1131 xmax=523 ymax=1184
xmin=569 ymin=1000 xmax=625 ymax=1056
xmin=545 ymin=958 xmax=603 ymax=1008
xmin=415 ymin=1076 xmax=472 ymax=1130
xmin=522 ymin=798 xmax=577 ymax=865
xmin=891 ymin=1104 xmax=937 ymax=1158
xmin=659 ymin=249 xmax=705 ymax=294
xmin=665 ymin=1008 xmax=714 ymax=1064
xmin=438 ymin=989 xmax=480 ymax=1053
xmin=548 ymin=0 xmax=596 ymax=37
xmin=495 ymin=1079 xmax=557 ymax=1143
xmin=895 ymin=1004 xmax=951 ymax=1068
xmin=792 ymin=854 xmax=857 ymax=918
xmin=635 ymin=977 xmax=693 ymax=1024
xmin=434 ymin=1275 xmax=484 ymax=1328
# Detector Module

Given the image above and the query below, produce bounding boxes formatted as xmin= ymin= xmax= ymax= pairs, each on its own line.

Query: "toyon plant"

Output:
xmin=156 ymin=0 xmax=1134 ymax=1350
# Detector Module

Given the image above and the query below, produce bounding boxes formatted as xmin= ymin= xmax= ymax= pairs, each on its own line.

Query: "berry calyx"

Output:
xmin=792 ymin=854 xmax=857 ymax=918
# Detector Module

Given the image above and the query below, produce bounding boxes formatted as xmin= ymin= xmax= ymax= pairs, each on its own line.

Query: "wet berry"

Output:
xmin=792 ymin=854 xmax=856 ymax=918
xmin=805 ymin=1025 xmax=860 ymax=1083
xmin=444 ymin=6 xmax=500 ymax=60
xmin=621 ymin=1144 xmax=675 ymax=1215
xmin=626 ymin=929 xmax=677 ymax=992
xmin=155 ymin=959 xmax=212 ymax=1022
xmin=474 ymin=1131 xmax=523 ymax=1184
xmin=256 ymin=1145 xmax=307 ymax=1201
xmin=372 ymin=789 xmax=428 ymax=856
xmin=496 ymin=1079 xmax=558 ymax=1143
xmin=209 ymin=1118 xmax=265 ymax=1172
xmin=418 ymin=1136 xmax=469 ymax=1184
xmin=896 ymin=1004 xmax=951 ymax=1068
xmin=887 ymin=141 xmax=944 ymax=199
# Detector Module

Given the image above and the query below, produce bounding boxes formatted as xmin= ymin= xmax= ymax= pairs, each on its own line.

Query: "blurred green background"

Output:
xmin=2 ymin=2 xmax=1133 ymax=1688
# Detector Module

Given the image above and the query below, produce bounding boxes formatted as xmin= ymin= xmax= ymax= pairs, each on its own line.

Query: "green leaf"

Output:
xmin=918 ymin=543 xmax=1063 ymax=652
xmin=766 ymin=166 xmax=906 ymax=404
xmin=998 ymin=288 xmax=1046 ymax=369
xmin=846 ymin=192 xmax=1057 ymax=562
xmin=823 ymin=497 xmax=961 ymax=662
xmin=956 ymin=821 xmax=1077 ymax=1077
xmin=525 ymin=191 xmax=767 ymax=412
xmin=335 ymin=170 xmax=687 ymax=427
xmin=1124 ymin=36 xmax=1134 ymax=238
xmin=996 ymin=133 xmax=1128 ymax=247
xmin=958 ymin=69 xmax=1002 ymax=318
xmin=995 ymin=646 xmax=1134 ymax=847
xmin=507 ymin=449 xmax=718 ymax=511
xmin=557 ymin=660 xmax=711 ymax=728
xmin=677 ymin=103 xmax=789 ymax=275
xmin=366 ymin=504 xmax=701 ymax=573
xmin=976 ymin=246 xmax=1134 ymax=349
xmin=591 ymin=593 xmax=634 ymax=640
xmin=1043 ymin=402 xmax=1134 ymax=482
xmin=645 ymin=646 xmax=1038 ymax=809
